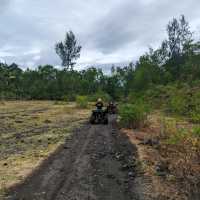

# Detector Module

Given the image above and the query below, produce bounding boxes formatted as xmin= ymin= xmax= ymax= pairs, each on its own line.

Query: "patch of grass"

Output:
xmin=76 ymin=95 xmax=88 ymax=108
xmin=54 ymin=100 xmax=68 ymax=105
xmin=165 ymin=128 xmax=187 ymax=145
xmin=0 ymin=101 xmax=90 ymax=194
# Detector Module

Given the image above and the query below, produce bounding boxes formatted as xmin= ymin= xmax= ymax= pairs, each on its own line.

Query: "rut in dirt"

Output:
xmin=7 ymin=116 xmax=142 ymax=200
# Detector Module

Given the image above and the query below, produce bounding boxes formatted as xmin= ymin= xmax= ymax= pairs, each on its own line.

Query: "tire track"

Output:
xmin=7 ymin=116 xmax=142 ymax=200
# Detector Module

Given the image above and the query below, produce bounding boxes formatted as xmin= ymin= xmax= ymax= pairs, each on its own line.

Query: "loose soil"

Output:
xmin=6 ymin=116 xmax=145 ymax=200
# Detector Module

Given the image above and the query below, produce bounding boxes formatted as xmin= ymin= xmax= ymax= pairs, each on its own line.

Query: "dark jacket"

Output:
xmin=96 ymin=102 xmax=103 ymax=109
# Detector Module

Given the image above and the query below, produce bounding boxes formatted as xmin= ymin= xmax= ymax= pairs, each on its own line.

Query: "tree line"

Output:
xmin=1 ymin=15 xmax=200 ymax=101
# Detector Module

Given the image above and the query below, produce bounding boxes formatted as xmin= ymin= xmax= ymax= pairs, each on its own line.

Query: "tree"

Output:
xmin=166 ymin=15 xmax=192 ymax=58
xmin=55 ymin=31 xmax=81 ymax=70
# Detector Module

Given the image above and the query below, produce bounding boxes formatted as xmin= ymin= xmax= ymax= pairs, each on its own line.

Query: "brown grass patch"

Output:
xmin=0 ymin=101 xmax=90 ymax=195
xmin=121 ymin=111 xmax=200 ymax=199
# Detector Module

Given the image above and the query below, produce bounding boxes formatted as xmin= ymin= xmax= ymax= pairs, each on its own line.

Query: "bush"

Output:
xmin=76 ymin=96 xmax=88 ymax=108
xmin=192 ymin=127 xmax=200 ymax=138
xmin=190 ymin=113 xmax=200 ymax=123
xmin=118 ymin=102 xmax=150 ymax=129
xmin=166 ymin=128 xmax=187 ymax=145
xmin=62 ymin=94 xmax=76 ymax=102
xmin=61 ymin=95 xmax=69 ymax=102
xmin=127 ymin=92 xmax=145 ymax=104
xmin=167 ymin=95 xmax=187 ymax=115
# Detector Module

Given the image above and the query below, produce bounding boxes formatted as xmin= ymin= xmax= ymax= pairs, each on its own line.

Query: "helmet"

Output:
xmin=97 ymin=98 xmax=102 ymax=102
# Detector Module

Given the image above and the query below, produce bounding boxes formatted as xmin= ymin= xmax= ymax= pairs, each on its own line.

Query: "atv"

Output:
xmin=90 ymin=109 xmax=108 ymax=124
xmin=107 ymin=102 xmax=117 ymax=114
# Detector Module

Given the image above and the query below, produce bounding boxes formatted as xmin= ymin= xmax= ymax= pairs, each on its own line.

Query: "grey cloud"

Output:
xmin=88 ymin=0 xmax=200 ymax=54
xmin=0 ymin=0 xmax=200 ymax=68
xmin=0 ymin=0 xmax=11 ymax=12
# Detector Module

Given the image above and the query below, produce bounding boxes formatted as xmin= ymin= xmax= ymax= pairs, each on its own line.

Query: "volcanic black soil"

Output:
xmin=6 ymin=116 xmax=146 ymax=200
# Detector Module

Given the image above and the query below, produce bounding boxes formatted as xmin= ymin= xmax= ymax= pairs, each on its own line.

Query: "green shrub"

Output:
xmin=166 ymin=128 xmax=187 ymax=145
xmin=61 ymin=95 xmax=69 ymax=102
xmin=167 ymin=94 xmax=187 ymax=115
xmin=144 ymin=85 xmax=175 ymax=108
xmin=190 ymin=113 xmax=200 ymax=123
xmin=62 ymin=94 xmax=76 ymax=102
xmin=76 ymin=95 xmax=88 ymax=108
xmin=127 ymin=92 xmax=145 ymax=104
xmin=118 ymin=102 xmax=150 ymax=129
xmin=192 ymin=127 xmax=200 ymax=137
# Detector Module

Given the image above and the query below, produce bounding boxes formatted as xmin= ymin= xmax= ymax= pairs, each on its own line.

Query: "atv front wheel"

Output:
xmin=103 ymin=117 xmax=108 ymax=125
xmin=90 ymin=115 xmax=95 ymax=124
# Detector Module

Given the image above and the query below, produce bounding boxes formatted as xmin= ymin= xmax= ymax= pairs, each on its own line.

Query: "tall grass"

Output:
xmin=76 ymin=96 xmax=88 ymax=108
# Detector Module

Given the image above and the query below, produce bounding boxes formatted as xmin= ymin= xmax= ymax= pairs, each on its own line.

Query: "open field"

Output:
xmin=0 ymin=101 xmax=90 ymax=196
xmin=1 ymin=101 xmax=200 ymax=200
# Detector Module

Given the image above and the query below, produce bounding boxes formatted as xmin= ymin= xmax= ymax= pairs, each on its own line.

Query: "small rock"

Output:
xmin=155 ymin=162 xmax=169 ymax=176
xmin=15 ymin=120 xmax=23 ymax=123
xmin=166 ymin=174 xmax=176 ymax=181
xmin=115 ymin=152 xmax=124 ymax=161
xmin=15 ymin=133 xmax=21 ymax=139
xmin=106 ymin=174 xmax=115 ymax=179
xmin=44 ymin=119 xmax=52 ymax=123
xmin=151 ymin=138 xmax=160 ymax=146
xmin=124 ymin=179 xmax=129 ymax=183
xmin=98 ymin=152 xmax=106 ymax=159
xmin=121 ymin=164 xmax=130 ymax=171
xmin=116 ymin=179 xmax=122 ymax=185
xmin=128 ymin=171 xmax=135 ymax=178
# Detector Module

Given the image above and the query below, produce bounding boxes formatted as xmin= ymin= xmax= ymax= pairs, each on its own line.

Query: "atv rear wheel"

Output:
xmin=90 ymin=115 xmax=95 ymax=124
xmin=103 ymin=116 xmax=108 ymax=124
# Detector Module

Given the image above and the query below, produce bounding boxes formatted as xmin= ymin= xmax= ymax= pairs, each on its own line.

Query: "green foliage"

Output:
xmin=61 ymin=95 xmax=69 ymax=102
xmin=118 ymin=102 xmax=150 ymax=129
xmin=192 ymin=127 xmax=200 ymax=137
xmin=167 ymin=94 xmax=187 ymax=115
xmin=166 ymin=128 xmax=187 ymax=145
xmin=76 ymin=96 xmax=88 ymax=108
xmin=127 ymin=92 xmax=144 ymax=104
xmin=161 ymin=118 xmax=199 ymax=145
xmin=55 ymin=31 xmax=81 ymax=70
xmin=190 ymin=113 xmax=200 ymax=123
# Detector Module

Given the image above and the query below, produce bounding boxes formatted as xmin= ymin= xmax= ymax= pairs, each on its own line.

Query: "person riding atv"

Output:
xmin=90 ymin=98 xmax=108 ymax=124
xmin=107 ymin=101 xmax=117 ymax=114
xmin=96 ymin=98 xmax=104 ymax=110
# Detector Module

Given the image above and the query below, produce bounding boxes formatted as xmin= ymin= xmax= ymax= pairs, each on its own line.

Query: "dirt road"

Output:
xmin=6 ymin=116 xmax=143 ymax=200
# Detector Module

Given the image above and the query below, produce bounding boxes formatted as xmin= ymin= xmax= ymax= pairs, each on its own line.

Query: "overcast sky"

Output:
xmin=0 ymin=0 xmax=200 ymax=70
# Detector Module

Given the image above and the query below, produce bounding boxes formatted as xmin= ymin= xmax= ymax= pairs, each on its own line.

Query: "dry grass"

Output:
xmin=0 ymin=101 xmax=90 ymax=196
xmin=122 ymin=111 xmax=200 ymax=200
